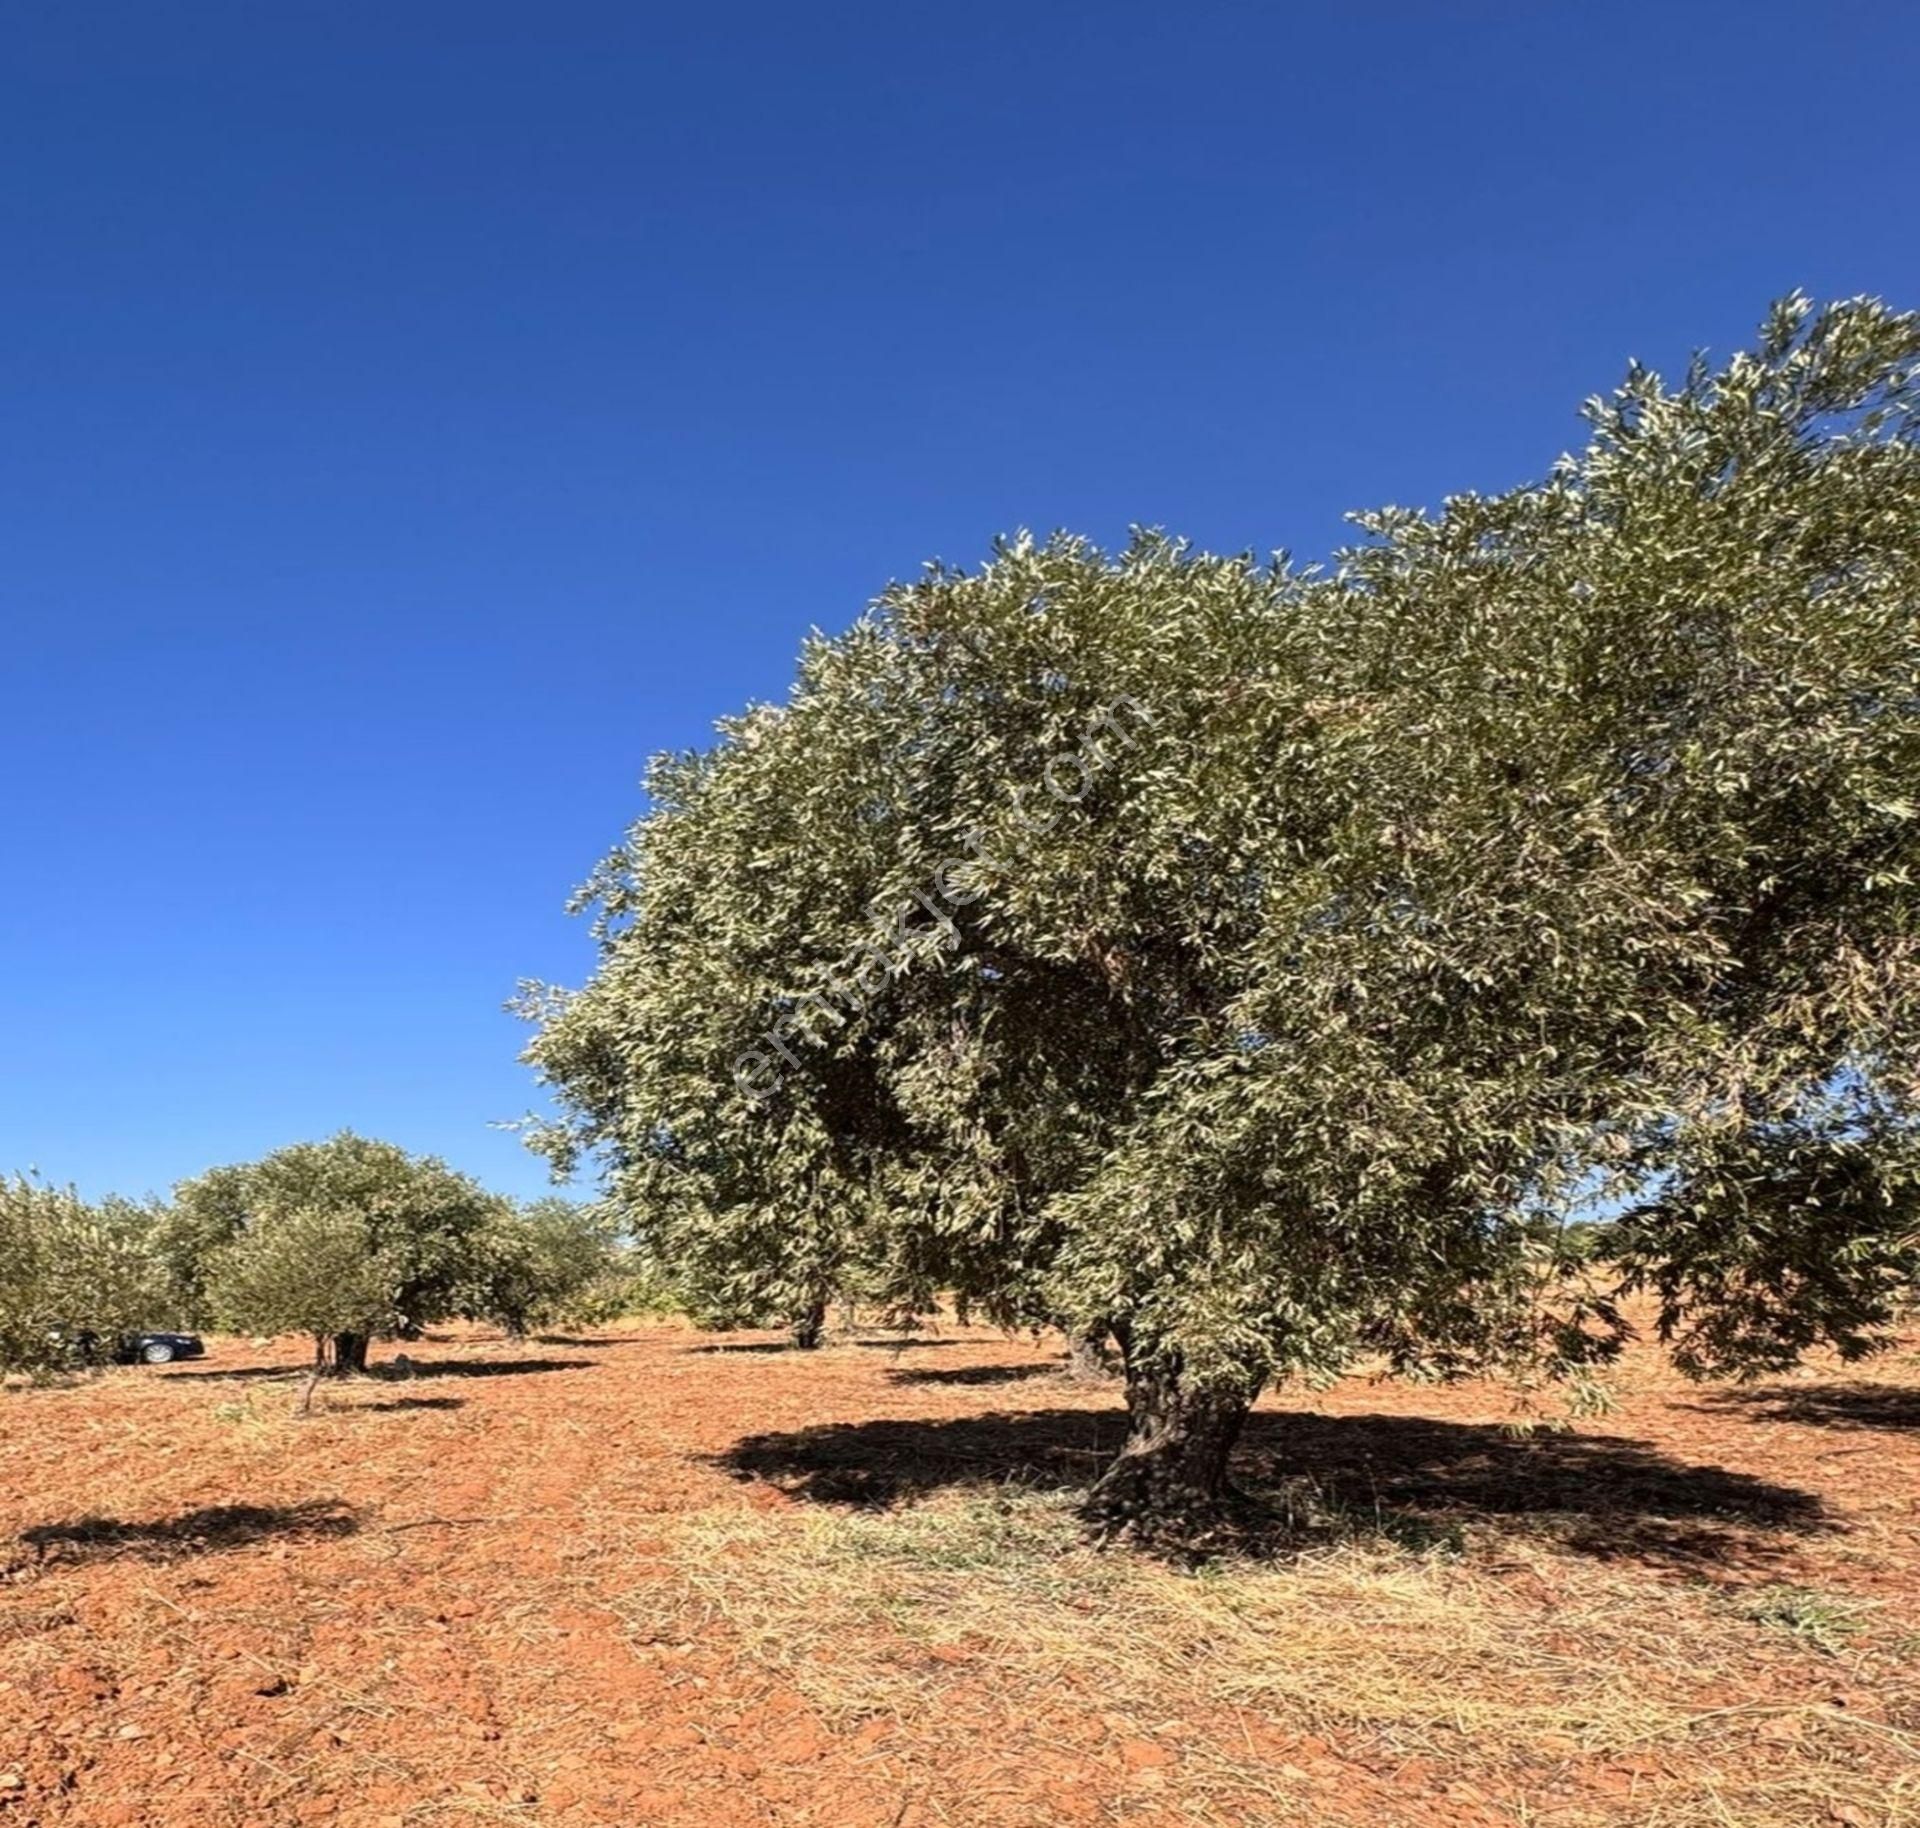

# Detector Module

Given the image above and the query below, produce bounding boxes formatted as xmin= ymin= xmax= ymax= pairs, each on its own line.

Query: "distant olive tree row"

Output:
xmin=1 ymin=1134 xmax=643 ymax=1382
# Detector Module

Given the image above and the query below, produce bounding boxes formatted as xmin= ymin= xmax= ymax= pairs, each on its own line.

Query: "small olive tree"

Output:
xmin=1 ymin=1176 xmax=167 ymax=1379
xmin=179 ymin=1133 xmax=501 ymax=1373
xmin=458 ymin=1197 xmax=623 ymax=1337
xmin=207 ymin=1205 xmax=395 ymax=1371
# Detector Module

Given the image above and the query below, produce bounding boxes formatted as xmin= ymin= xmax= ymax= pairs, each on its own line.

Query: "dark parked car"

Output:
xmin=57 ymin=1328 xmax=207 ymax=1366
xmin=114 ymin=1331 xmax=206 ymax=1365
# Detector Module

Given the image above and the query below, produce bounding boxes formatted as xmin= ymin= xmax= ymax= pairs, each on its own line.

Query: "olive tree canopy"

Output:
xmin=457 ymin=1197 xmax=625 ymax=1338
xmin=1 ymin=1177 xmax=167 ymax=1379
xmin=524 ymin=296 xmax=1920 ymax=1536
xmin=181 ymin=1133 xmax=501 ymax=1373
xmin=206 ymin=1205 xmax=396 ymax=1368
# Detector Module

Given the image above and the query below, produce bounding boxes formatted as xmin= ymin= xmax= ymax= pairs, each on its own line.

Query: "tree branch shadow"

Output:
xmin=716 ymin=1407 xmax=1833 ymax=1567
xmin=163 ymin=1357 xmax=593 ymax=1383
xmin=886 ymin=1363 xmax=1060 ymax=1388
xmin=14 ymin=1499 xmax=359 ymax=1569
xmin=157 ymin=1364 xmax=301 ymax=1382
xmin=684 ymin=1340 xmax=801 ymax=1355
xmin=1690 ymin=1383 xmax=1920 ymax=1431
xmin=373 ymin=1357 xmax=593 ymax=1380
xmin=684 ymin=1337 xmax=961 ymax=1355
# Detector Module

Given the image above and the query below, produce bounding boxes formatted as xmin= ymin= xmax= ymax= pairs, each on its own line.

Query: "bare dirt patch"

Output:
xmin=3 ymin=1321 xmax=1918 ymax=1825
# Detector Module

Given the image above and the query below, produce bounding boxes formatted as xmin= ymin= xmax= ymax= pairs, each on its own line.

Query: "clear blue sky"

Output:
xmin=5 ymin=3 xmax=1916 ymax=1203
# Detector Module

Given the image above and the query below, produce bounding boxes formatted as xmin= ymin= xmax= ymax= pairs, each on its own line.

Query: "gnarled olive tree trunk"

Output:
xmin=331 ymin=1331 xmax=371 ymax=1375
xmin=1081 ymin=1337 xmax=1261 ymax=1539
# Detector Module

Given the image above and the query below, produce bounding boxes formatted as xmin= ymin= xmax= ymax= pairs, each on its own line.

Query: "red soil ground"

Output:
xmin=2 ymin=1319 xmax=1917 ymax=1827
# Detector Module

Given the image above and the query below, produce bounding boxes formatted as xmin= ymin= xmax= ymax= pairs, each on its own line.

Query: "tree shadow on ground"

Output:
xmin=886 ymin=1363 xmax=1061 ymax=1388
xmin=351 ymin=1394 xmax=465 ymax=1412
xmin=717 ymin=1407 xmax=1831 ymax=1567
xmin=15 ymin=1499 xmax=359 ymax=1568
xmin=1691 ymin=1383 xmax=1920 ymax=1431
xmin=158 ymin=1364 xmax=303 ymax=1382
xmin=685 ymin=1341 xmax=799 ymax=1354
xmin=371 ymin=1357 xmax=593 ymax=1381
xmin=685 ymin=1337 xmax=962 ymax=1355
xmin=164 ymin=1357 xmax=592 ymax=1383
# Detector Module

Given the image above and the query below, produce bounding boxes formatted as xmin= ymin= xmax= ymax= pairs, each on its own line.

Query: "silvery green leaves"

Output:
xmin=0 ymin=1177 xmax=170 ymax=1379
xmin=179 ymin=1133 xmax=507 ymax=1358
xmin=524 ymin=298 xmax=1920 ymax=1527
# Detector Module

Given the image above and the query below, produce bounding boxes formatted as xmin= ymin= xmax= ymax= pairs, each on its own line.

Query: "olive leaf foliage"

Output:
xmin=182 ymin=1133 xmax=504 ymax=1345
xmin=0 ymin=1176 xmax=170 ymax=1379
xmin=523 ymin=294 xmax=1920 ymax=1400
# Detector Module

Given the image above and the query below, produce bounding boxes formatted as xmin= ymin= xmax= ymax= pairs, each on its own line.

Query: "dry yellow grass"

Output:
xmin=623 ymin=1485 xmax=1920 ymax=1827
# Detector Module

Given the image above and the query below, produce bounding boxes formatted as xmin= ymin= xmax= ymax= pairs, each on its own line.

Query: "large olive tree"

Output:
xmin=524 ymin=295 xmax=1920 ymax=1537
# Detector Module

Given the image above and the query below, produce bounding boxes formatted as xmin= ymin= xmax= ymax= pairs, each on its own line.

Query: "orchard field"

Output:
xmin=3 ymin=1313 xmax=1918 ymax=1828
xmin=7 ymin=16 xmax=1920 ymax=1828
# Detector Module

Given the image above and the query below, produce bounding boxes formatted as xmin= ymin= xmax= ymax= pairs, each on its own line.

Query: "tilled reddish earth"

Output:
xmin=2 ymin=1319 xmax=1918 ymax=1827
